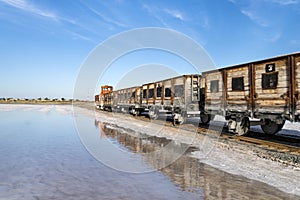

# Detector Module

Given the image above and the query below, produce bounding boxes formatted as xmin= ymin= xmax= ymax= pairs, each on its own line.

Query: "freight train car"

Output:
xmin=138 ymin=74 xmax=202 ymax=125
xmin=202 ymin=52 xmax=300 ymax=135
xmin=101 ymin=87 xmax=137 ymax=113
xmin=112 ymin=86 xmax=140 ymax=113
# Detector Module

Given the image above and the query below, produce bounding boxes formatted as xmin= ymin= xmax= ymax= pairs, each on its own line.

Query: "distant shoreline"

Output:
xmin=0 ymin=100 xmax=89 ymax=105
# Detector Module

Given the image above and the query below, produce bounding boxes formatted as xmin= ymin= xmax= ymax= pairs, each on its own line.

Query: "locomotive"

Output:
xmin=95 ymin=52 xmax=300 ymax=136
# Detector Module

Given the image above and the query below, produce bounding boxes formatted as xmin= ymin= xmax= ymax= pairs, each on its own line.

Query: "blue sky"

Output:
xmin=0 ymin=0 xmax=300 ymax=99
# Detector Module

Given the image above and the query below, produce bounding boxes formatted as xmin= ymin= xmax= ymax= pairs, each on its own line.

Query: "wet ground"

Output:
xmin=0 ymin=104 xmax=299 ymax=199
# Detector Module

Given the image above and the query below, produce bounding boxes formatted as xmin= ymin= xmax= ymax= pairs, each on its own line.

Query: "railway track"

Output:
xmin=149 ymin=117 xmax=300 ymax=166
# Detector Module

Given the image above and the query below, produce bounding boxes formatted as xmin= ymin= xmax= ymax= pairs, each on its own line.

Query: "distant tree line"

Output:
xmin=0 ymin=97 xmax=79 ymax=101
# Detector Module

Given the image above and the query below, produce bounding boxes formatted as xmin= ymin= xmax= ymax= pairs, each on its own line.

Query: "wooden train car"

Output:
xmin=202 ymin=52 xmax=300 ymax=135
xmin=113 ymin=86 xmax=140 ymax=113
xmin=139 ymin=74 xmax=202 ymax=124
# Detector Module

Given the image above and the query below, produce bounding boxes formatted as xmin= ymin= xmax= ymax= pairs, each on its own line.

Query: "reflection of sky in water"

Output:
xmin=0 ymin=105 xmax=299 ymax=200
xmin=0 ymin=105 xmax=201 ymax=199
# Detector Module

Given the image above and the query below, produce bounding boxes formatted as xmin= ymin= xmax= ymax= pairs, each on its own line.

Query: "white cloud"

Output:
xmin=230 ymin=0 xmax=298 ymax=27
xmin=229 ymin=0 xmax=298 ymax=5
xmin=0 ymin=0 xmax=80 ymax=26
xmin=142 ymin=4 xmax=187 ymax=27
xmin=264 ymin=0 xmax=299 ymax=5
xmin=0 ymin=0 xmax=58 ymax=20
xmin=82 ymin=3 xmax=129 ymax=28
xmin=164 ymin=9 xmax=185 ymax=21
xmin=64 ymin=30 xmax=95 ymax=43
xmin=0 ymin=0 xmax=96 ymax=42
xmin=143 ymin=4 xmax=169 ymax=27
xmin=241 ymin=9 xmax=269 ymax=27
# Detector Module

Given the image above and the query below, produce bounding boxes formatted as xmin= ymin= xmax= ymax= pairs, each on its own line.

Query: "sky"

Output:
xmin=0 ymin=0 xmax=300 ymax=99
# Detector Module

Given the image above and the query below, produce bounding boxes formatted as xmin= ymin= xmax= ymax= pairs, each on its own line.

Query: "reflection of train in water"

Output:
xmin=94 ymin=120 xmax=297 ymax=199
xmin=95 ymin=52 xmax=300 ymax=136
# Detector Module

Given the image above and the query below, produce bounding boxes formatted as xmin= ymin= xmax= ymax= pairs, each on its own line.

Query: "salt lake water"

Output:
xmin=0 ymin=104 xmax=298 ymax=200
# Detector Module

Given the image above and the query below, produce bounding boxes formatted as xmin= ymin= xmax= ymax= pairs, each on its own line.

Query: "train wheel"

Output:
xmin=200 ymin=113 xmax=211 ymax=125
xmin=136 ymin=110 xmax=140 ymax=116
xmin=132 ymin=109 xmax=137 ymax=116
xmin=172 ymin=118 xmax=185 ymax=126
xmin=172 ymin=114 xmax=185 ymax=126
xmin=236 ymin=117 xmax=250 ymax=136
xmin=261 ymin=119 xmax=285 ymax=135
xmin=133 ymin=109 xmax=140 ymax=116
xmin=278 ymin=120 xmax=285 ymax=131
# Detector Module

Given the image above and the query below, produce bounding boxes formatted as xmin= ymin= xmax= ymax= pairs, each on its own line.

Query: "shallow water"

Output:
xmin=0 ymin=104 xmax=299 ymax=200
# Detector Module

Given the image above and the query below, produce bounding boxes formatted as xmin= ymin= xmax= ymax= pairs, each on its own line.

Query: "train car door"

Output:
xmin=225 ymin=65 xmax=251 ymax=114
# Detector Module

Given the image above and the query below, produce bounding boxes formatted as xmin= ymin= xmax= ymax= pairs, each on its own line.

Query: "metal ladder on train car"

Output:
xmin=192 ymin=75 xmax=200 ymax=101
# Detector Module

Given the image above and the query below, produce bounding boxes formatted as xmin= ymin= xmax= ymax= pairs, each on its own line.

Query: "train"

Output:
xmin=95 ymin=52 xmax=300 ymax=136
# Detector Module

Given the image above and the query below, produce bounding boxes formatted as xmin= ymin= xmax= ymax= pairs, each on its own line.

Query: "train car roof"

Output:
xmin=202 ymin=52 xmax=300 ymax=74
xmin=141 ymin=74 xmax=201 ymax=86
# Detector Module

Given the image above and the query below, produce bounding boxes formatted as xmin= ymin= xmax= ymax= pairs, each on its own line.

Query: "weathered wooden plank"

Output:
xmin=227 ymin=95 xmax=249 ymax=100
xmin=227 ymin=69 xmax=249 ymax=77
xmin=256 ymin=94 xmax=287 ymax=100
xmin=256 ymin=88 xmax=288 ymax=95
xmin=256 ymin=100 xmax=287 ymax=107
xmin=173 ymin=79 xmax=184 ymax=85
xmin=226 ymin=65 xmax=248 ymax=71
xmin=227 ymin=100 xmax=248 ymax=105
xmin=148 ymin=84 xmax=155 ymax=89
xmin=227 ymin=73 xmax=249 ymax=77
